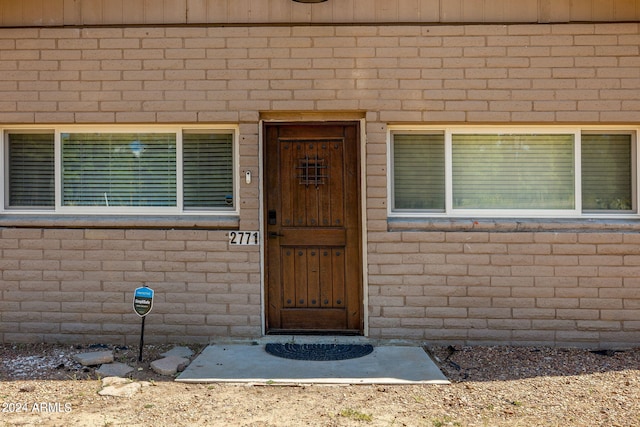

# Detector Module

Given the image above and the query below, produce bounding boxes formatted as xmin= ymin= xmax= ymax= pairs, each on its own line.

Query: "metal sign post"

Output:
xmin=133 ymin=286 xmax=154 ymax=362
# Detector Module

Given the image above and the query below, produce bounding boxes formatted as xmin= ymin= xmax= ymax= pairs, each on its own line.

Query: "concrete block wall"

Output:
xmin=367 ymin=231 xmax=640 ymax=347
xmin=0 ymin=23 xmax=638 ymax=123
xmin=0 ymin=228 xmax=261 ymax=344
xmin=0 ymin=22 xmax=638 ymax=345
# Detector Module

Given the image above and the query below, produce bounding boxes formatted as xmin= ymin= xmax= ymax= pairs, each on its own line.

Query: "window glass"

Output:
xmin=183 ymin=132 xmax=234 ymax=209
xmin=7 ymin=133 xmax=54 ymax=208
xmin=61 ymin=133 xmax=177 ymax=207
xmin=582 ymin=133 xmax=633 ymax=211
xmin=393 ymin=133 xmax=445 ymax=211
xmin=452 ymin=134 xmax=575 ymax=209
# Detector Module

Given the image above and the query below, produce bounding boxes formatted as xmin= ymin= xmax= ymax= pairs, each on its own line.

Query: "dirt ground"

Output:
xmin=1 ymin=343 xmax=639 ymax=427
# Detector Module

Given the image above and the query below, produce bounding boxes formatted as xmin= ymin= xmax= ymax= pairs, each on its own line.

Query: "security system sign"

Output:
xmin=133 ymin=287 xmax=154 ymax=317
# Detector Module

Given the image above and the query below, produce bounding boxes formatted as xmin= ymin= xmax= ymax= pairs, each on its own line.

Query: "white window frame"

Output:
xmin=388 ymin=125 xmax=639 ymax=219
xmin=1 ymin=124 xmax=239 ymax=216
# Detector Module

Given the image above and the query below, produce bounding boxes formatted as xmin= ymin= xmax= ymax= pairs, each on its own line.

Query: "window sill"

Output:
xmin=0 ymin=214 xmax=240 ymax=230
xmin=388 ymin=217 xmax=640 ymax=233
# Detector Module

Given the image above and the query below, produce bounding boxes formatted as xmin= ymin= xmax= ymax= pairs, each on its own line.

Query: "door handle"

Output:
xmin=269 ymin=232 xmax=284 ymax=238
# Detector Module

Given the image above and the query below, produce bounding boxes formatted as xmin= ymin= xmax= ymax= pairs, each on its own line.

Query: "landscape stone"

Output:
xmin=151 ymin=356 xmax=190 ymax=376
xmin=73 ymin=350 xmax=114 ymax=366
xmin=102 ymin=377 xmax=130 ymax=387
xmin=98 ymin=377 xmax=152 ymax=398
xmin=161 ymin=346 xmax=194 ymax=359
xmin=96 ymin=362 xmax=134 ymax=378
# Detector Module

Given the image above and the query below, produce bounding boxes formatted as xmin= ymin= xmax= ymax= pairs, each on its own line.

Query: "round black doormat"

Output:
xmin=265 ymin=343 xmax=374 ymax=361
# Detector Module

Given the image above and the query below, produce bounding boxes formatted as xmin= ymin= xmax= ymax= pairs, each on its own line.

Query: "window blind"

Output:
xmin=582 ymin=134 xmax=632 ymax=211
xmin=452 ymin=134 xmax=575 ymax=209
xmin=61 ymin=133 xmax=177 ymax=207
xmin=183 ymin=132 xmax=234 ymax=209
xmin=393 ymin=133 xmax=445 ymax=211
xmin=7 ymin=133 xmax=55 ymax=208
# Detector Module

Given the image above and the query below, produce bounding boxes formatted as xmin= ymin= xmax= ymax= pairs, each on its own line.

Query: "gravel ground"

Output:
xmin=1 ymin=343 xmax=639 ymax=426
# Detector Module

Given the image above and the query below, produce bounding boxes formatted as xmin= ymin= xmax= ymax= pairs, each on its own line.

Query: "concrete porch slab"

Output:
xmin=176 ymin=344 xmax=450 ymax=385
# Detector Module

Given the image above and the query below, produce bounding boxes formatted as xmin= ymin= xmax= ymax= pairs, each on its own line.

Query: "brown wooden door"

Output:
xmin=264 ymin=122 xmax=363 ymax=334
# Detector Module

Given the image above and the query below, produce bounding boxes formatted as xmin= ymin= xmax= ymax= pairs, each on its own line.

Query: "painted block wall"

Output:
xmin=0 ymin=228 xmax=262 ymax=344
xmin=366 ymin=228 xmax=640 ymax=347
xmin=0 ymin=22 xmax=638 ymax=346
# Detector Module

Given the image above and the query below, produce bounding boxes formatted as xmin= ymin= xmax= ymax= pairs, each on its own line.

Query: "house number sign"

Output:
xmin=228 ymin=231 xmax=260 ymax=245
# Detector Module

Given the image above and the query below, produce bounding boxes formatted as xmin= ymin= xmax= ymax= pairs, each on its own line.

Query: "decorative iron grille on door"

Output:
xmin=297 ymin=155 xmax=327 ymax=188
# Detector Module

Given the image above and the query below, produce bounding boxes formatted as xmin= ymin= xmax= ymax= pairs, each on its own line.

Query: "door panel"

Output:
xmin=265 ymin=122 xmax=362 ymax=333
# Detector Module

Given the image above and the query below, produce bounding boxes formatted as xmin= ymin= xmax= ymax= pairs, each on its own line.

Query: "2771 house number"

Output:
xmin=228 ymin=231 xmax=259 ymax=245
